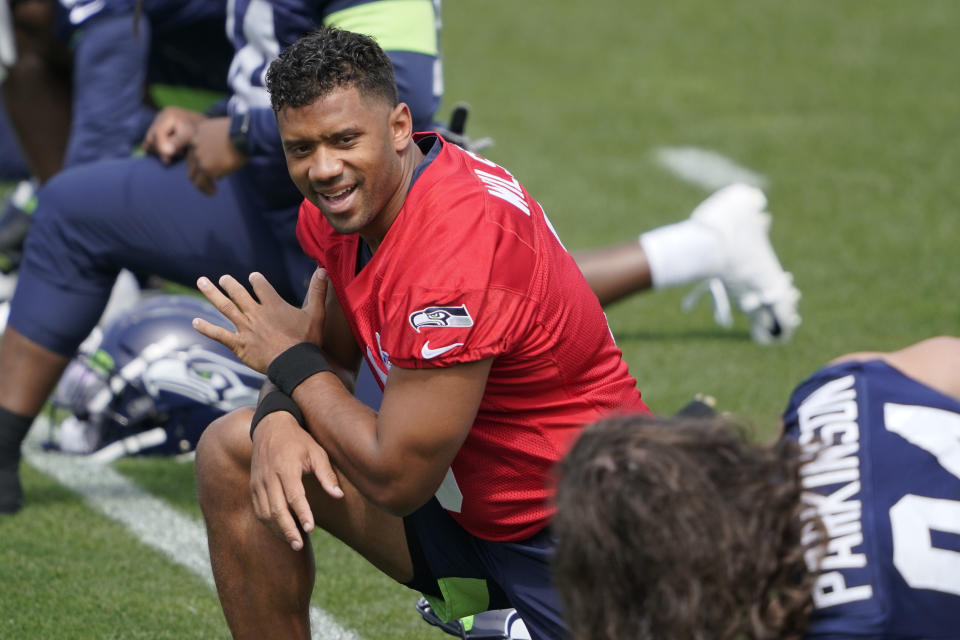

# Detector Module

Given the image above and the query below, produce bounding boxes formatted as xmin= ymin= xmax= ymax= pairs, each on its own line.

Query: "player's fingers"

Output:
xmin=218 ymin=274 xmax=259 ymax=312
xmin=314 ymin=466 xmax=344 ymax=500
xmin=143 ymin=113 xmax=172 ymax=149
xmin=196 ymin=276 xmax=244 ymax=326
xmin=195 ymin=171 xmax=217 ymax=196
xmin=269 ymin=477 xmax=305 ymax=551
xmin=142 ymin=126 xmax=157 ymax=152
xmin=168 ymin=124 xmax=194 ymax=156
xmin=248 ymin=272 xmax=283 ymax=305
xmin=157 ymin=138 xmax=176 ymax=164
xmin=192 ymin=317 xmax=238 ymax=350
xmin=250 ymin=477 xmax=270 ymax=523
xmin=144 ymin=119 xmax=174 ymax=159
xmin=252 ymin=483 xmax=284 ymax=544
xmin=309 ymin=447 xmax=344 ymax=500
xmin=158 ymin=129 xmax=186 ymax=164
xmin=285 ymin=486 xmax=316 ymax=536
xmin=303 ymin=268 xmax=329 ymax=316
xmin=186 ymin=151 xmax=215 ymax=194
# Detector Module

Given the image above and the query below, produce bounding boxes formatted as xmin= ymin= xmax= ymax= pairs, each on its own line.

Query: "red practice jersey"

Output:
xmin=297 ymin=135 xmax=649 ymax=541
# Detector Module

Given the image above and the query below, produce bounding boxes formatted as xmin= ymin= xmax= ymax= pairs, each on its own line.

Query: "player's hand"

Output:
xmin=186 ymin=117 xmax=248 ymax=195
xmin=193 ymin=268 xmax=329 ymax=373
xmin=143 ymin=107 xmax=206 ymax=164
xmin=250 ymin=412 xmax=344 ymax=551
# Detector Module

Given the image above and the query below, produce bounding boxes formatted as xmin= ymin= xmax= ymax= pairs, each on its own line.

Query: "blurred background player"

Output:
xmin=574 ymin=182 xmax=800 ymax=346
xmin=0 ymin=0 xmax=444 ymax=515
xmin=0 ymin=0 xmax=232 ymax=275
xmin=553 ymin=336 xmax=960 ymax=640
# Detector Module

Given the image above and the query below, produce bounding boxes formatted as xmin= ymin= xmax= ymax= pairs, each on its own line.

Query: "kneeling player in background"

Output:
xmin=554 ymin=336 xmax=960 ymax=640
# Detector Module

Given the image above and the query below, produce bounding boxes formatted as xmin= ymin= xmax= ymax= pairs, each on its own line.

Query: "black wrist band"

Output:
xmin=267 ymin=342 xmax=334 ymax=396
xmin=228 ymin=110 xmax=251 ymax=156
xmin=250 ymin=390 xmax=305 ymax=440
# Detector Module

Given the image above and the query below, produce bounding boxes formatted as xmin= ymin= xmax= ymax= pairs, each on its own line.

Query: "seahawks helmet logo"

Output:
xmin=409 ymin=305 xmax=474 ymax=333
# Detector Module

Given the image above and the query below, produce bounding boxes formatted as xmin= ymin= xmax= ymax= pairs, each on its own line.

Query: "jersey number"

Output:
xmin=885 ymin=403 xmax=960 ymax=596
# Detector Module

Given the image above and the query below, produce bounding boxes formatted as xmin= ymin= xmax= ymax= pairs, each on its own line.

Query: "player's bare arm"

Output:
xmin=831 ymin=335 xmax=960 ymax=402
xmin=194 ymin=267 xmax=367 ymax=550
xmin=142 ymin=106 xmax=206 ymax=164
xmin=194 ymin=268 xmax=491 ymax=546
xmin=292 ymin=357 xmax=492 ymax=516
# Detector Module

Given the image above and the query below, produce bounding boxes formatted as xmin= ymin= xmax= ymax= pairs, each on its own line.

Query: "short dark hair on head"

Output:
xmin=553 ymin=414 xmax=817 ymax=640
xmin=265 ymin=26 xmax=398 ymax=113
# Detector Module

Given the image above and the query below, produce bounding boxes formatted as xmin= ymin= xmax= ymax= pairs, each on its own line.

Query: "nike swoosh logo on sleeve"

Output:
xmin=421 ymin=341 xmax=464 ymax=359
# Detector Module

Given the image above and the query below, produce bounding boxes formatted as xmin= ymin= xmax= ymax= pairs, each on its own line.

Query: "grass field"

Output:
xmin=2 ymin=2 xmax=959 ymax=638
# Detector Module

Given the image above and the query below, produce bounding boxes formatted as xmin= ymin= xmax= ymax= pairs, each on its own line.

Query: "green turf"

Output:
xmin=440 ymin=0 xmax=959 ymax=427
xmin=0 ymin=465 xmax=229 ymax=640
xmin=5 ymin=1 xmax=960 ymax=637
xmin=149 ymin=85 xmax=225 ymax=114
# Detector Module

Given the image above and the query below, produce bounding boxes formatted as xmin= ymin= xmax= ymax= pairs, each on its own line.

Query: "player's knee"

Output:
xmin=33 ymin=168 xmax=94 ymax=227
xmin=26 ymin=165 xmax=119 ymax=264
xmin=19 ymin=179 xmax=83 ymax=273
xmin=195 ymin=408 xmax=254 ymax=498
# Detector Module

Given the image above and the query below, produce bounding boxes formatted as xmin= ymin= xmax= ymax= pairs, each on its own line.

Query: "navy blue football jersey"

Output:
xmin=57 ymin=0 xmax=225 ymax=33
xmin=226 ymin=0 xmax=441 ymax=159
xmin=782 ymin=359 xmax=960 ymax=638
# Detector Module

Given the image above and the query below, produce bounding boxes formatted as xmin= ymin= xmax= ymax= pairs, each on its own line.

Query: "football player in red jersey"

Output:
xmin=192 ymin=27 xmax=648 ymax=639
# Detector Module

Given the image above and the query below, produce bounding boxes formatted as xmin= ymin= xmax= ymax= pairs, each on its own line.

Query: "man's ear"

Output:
xmin=389 ymin=102 xmax=413 ymax=150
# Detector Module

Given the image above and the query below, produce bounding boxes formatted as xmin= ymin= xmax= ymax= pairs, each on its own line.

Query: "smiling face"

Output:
xmin=278 ymin=85 xmax=415 ymax=246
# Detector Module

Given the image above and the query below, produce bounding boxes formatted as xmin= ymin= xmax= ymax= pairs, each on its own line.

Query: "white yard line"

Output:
xmin=654 ymin=146 xmax=768 ymax=191
xmin=24 ymin=419 xmax=360 ymax=640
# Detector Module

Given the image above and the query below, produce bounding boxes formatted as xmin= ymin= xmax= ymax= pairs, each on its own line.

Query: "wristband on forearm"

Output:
xmin=250 ymin=390 xmax=305 ymax=439
xmin=267 ymin=342 xmax=334 ymax=396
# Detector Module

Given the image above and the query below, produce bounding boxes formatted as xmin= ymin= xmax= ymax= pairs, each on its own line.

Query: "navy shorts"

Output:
xmin=403 ymin=498 xmax=568 ymax=640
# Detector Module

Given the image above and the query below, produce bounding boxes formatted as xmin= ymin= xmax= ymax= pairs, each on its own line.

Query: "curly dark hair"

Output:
xmin=553 ymin=415 xmax=819 ymax=640
xmin=265 ymin=26 xmax=398 ymax=113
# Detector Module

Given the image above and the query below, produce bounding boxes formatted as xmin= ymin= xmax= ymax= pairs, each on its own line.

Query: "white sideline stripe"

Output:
xmin=23 ymin=420 xmax=360 ymax=640
xmin=654 ymin=146 xmax=768 ymax=191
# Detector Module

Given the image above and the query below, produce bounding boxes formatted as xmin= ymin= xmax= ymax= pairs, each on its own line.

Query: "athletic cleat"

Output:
xmin=688 ymin=183 xmax=801 ymax=345
xmin=681 ymin=277 xmax=733 ymax=329
xmin=0 ymin=180 xmax=38 ymax=275
xmin=416 ymin=597 xmax=529 ymax=639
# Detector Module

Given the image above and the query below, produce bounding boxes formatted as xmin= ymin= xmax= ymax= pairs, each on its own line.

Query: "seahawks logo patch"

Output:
xmin=409 ymin=305 xmax=474 ymax=333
